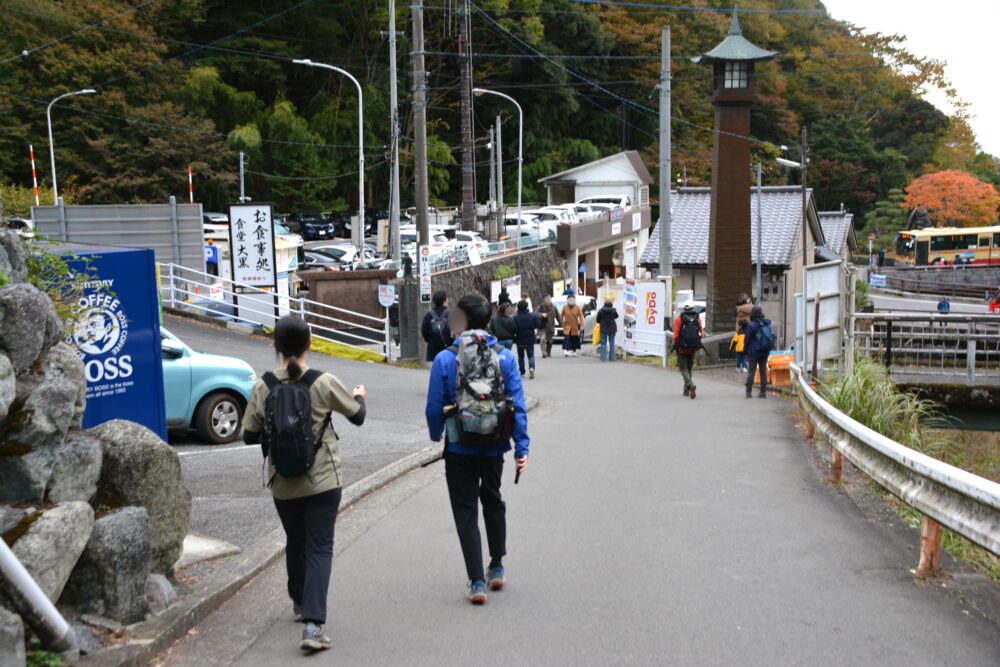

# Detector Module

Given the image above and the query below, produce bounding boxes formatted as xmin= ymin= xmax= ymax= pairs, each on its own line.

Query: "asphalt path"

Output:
xmin=165 ymin=354 xmax=1000 ymax=666
xmin=164 ymin=314 xmax=430 ymax=549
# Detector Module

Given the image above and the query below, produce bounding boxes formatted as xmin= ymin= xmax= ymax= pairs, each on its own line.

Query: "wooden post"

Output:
xmin=830 ymin=447 xmax=843 ymax=482
xmin=804 ymin=418 xmax=815 ymax=439
xmin=915 ymin=515 xmax=942 ymax=578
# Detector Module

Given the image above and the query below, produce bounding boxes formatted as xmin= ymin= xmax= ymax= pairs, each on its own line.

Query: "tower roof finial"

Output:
xmin=729 ymin=7 xmax=742 ymax=36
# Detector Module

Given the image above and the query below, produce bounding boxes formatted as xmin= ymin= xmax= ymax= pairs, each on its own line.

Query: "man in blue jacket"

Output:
xmin=426 ymin=293 xmax=530 ymax=605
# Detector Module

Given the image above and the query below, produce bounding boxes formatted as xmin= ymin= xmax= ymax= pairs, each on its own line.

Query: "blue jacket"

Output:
xmin=744 ymin=318 xmax=773 ymax=358
xmin=425 ymin=333 xmax=530 ymax=458
xmin=513 ymin=311 xmax=542 ymax=346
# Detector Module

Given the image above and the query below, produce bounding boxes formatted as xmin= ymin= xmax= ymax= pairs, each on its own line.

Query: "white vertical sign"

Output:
xmin=419 ymin=245 xmax=432 ymax=303
xmin=229 ymin=204 xmax=276 ymax=287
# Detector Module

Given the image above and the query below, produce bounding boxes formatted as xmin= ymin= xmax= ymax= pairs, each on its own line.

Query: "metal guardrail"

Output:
xmin=792 ymin=362 xmax=1000 ymax=576
xmin=882 ymin=274 xmax=997 ymax=300
xmin=161 ymin=264 xmax=391 ymax=360
xmin=414 ymin=235 xmax=554 ymax=274
xmin=851 ymin=312 xmax=1000 ymax=385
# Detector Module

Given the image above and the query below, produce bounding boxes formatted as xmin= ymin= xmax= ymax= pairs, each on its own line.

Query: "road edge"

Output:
xmin=83 ymin=395 xmax=539 ymax=666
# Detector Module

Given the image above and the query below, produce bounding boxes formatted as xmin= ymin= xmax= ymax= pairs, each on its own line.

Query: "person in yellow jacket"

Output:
xmin=560 ymin=293 xmax=585 ymax=357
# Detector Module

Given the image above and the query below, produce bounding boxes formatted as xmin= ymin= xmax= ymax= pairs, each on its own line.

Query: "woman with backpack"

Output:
xmin=489 ymin=302 xmax=517 ymax=351
xmin=242 ymin=316 xmax=367 ymax=653
xmin=744 ymin=305 xmax=773 ymax=399
xmin=421 ymin=290 xmax=451 ymax=361
xmin=513 ymin=299 xmax=542 ymax=379
xmin=425 ymin=293 xmax=530 ymax=606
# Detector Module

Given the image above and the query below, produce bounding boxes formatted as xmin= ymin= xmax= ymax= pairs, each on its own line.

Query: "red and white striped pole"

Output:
xmin=187 ymin=164 xmax=194 ymax=203
xmin=29 ymin=145 xmax=40 ymax=206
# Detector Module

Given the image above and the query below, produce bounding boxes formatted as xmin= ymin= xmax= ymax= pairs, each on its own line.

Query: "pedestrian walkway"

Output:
xmin=165 ymin=355 xmax=1000 ymax=666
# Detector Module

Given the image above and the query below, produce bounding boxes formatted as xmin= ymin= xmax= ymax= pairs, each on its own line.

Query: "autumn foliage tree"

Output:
xmin=903 ymin=170 xmax=1000 ymax=228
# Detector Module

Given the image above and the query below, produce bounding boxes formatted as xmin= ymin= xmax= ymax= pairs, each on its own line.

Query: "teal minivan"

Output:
xmin=160 ymin=327 xmax=256 ymax=444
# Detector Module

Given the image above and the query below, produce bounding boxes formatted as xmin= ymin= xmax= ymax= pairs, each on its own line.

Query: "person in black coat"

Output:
xmin=489 ymin=303 xmax=517 ymax=350
xmin=421 ymin=290 xmax=451 ymax=361
xmin=595 ymin=299 xmax=619 ymax=362
xmin=513 ymin=300 xmax=542 ymax=379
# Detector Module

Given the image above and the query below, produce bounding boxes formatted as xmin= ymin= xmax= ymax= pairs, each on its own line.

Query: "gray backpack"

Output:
xmin=447 ymin=331 xmax=514 ymax=446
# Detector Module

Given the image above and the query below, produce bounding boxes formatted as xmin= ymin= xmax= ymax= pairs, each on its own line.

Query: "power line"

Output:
xmin=569 ymin=0 xmax=827 ymax=14
xmin=247 ymin=159 xmax=389 ymax=181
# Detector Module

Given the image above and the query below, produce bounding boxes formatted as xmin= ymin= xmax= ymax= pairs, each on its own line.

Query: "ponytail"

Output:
xmin=273 ymin=316 xmax=311 ymax=380
xmin=286 ymin=356 xmax=303 ymax=381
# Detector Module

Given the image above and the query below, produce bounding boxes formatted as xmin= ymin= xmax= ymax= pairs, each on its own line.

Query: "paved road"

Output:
xmin=164 ymin=315 xmax=429 ymax=549
xmin=872 ymin=294 xmax=989 ymax=314
xmin=164 ymin=354 xmax=1000 ymax=666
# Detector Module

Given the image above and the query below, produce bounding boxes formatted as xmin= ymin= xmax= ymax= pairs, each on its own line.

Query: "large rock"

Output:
xmin=0 ymin=230 xmax=27 ymax=283
xmin=0 ymin=506 xmax=39 ymax=540
xmin=0 ymin=283 xmax=63 ymax=373
xmin=0 ymin=606 xmax=26 ymax=667
xmin=0 ymin=353 xmax=13 ymax=422
xmin=11 ymin=502 xmax=94 ymax=603
xmin=91 ymin=420 xmax=191 ymax=573
xmin=0 ymin=343 xmax=87 ymax=503
xmin=61 ymin=507 xmax=150 ymax=624
xmin=145 ymin=573 xmax=177 ymax=615
xmin=47 ymin=432 xmax=102 ymax=503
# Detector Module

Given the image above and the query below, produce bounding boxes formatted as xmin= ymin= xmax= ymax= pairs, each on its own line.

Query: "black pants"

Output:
xmin=746 ymin=355 xmax=769 ymax=395
xmin=517 ymin=343 xmax=536 ymax=375
xmin=273 ymin=488 xmax=342 ymax=625
xmin=444 ymin=452 xmax=506 ymax=582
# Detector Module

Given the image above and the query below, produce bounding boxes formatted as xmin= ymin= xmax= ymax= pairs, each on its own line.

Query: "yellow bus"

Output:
xmin=896 ymin=225 xmax=1000 ymax=266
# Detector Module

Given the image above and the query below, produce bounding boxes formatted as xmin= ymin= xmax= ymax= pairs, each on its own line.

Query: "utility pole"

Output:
xmin=755 ymin=162 xmax=763 ymax=303
xmin=495 ymin=114 xmax=504 ymax=241
xmin=388 ymin=0 xmax=402 ymax=261
xmin=657 ymin=26 xmax=673 ymax=281
xmin=458 ymin=0 xmax=475 ymax=232
xmin=488 ymin=125 xmax=496 ymax=240
xmin=800 ymin=125 xmax=810 ymax=376
xmin=239 ymin=151 xmax=247 ymax=203
xmin=412 ymin=0 xmax=430 ymax=247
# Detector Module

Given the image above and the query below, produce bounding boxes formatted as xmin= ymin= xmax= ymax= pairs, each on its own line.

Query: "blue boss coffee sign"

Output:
xmin=63 ymin=245 xmax=167 ymax=439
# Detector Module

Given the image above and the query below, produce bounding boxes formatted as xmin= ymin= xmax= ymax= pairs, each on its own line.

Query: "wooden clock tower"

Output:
xmin=701 ymin=8 xmax=776 ymax=332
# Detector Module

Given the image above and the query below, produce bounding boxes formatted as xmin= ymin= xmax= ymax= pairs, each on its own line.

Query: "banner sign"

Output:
xmin=228 ymin=203 xmax=277 ymax=288
xmin=378 ymin=284 xmax=396 ymax=308
xmin=419 ymin=246 xmax=432 ymax=303
xmin=623 ymin=280 xmax=667 ymax=359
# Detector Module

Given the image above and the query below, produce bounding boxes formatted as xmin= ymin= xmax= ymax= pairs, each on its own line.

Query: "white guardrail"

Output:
xmin=791 ymin=363 xmax=1000 ymax=576
xmin=162 ymin=264 xmax=392 ymax=361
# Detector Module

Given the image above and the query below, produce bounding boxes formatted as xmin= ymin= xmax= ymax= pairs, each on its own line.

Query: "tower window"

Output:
xmin=724 ymin=61 xmax=748 ymax=89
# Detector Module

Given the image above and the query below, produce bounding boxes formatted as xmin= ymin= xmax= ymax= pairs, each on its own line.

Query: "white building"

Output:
xmin=538 ymin=150 xmax=652 ymax=208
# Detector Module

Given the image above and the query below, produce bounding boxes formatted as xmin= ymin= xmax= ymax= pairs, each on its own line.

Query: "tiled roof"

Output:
xmin=819 ymin=210 xmax=856 ymax=255
xmin=701 ymin=8 xmax=778 ymax=62
xmin=640 ymin=186 xmax=819 ymax=267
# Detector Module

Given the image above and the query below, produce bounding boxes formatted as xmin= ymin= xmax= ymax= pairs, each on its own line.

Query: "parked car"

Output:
xmin=303 ymin=249 xmax=349 ymax=271
xmin=203 ymin=212 xmax=229 ymax=226
xmin=2 ymin=217 xmax=34 ymax=238
xmin=551 ymin=294 xmax=598 ymax=342
xmin=287 ymin=212 xmax=338 ymax=240
xmin=577 ymin=194 xmax=631 ymax=209
xmin=454 ymin=231 xmax=491 ymax=254
xmin=310 ymin=242 xmax=382 ymax=266
xmin=538 ymin=205 xmax=581 ymax=224
xmin=161 ymin=327 xmax=256 ymax=444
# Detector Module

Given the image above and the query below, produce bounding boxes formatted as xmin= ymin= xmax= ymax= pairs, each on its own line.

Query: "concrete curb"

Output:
xmin=82 ymin=397 xmax=539 ymax=666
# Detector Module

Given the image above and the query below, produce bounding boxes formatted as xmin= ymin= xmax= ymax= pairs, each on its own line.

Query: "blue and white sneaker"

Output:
xmin=300 ymin=623 xmax=332 ymax=652
xmin=487 ymin=566 xmax=506 ymax=591
xmin=466 ymin=579 xmax=488 ymax=605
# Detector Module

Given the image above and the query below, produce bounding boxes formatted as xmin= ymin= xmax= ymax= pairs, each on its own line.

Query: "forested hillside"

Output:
xmin=1 ymin=0 xmax=997 ymax=231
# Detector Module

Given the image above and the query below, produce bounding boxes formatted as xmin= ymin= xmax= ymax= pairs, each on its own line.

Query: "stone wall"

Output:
xmin=883 ymin=265 xmax=1000 ymax=288
xmin=430 ymin=246 xmax=565 ymax=304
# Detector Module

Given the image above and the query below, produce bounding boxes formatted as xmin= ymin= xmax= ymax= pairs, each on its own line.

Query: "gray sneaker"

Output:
xmin=300 ymin=623 xmax=332 ymax=652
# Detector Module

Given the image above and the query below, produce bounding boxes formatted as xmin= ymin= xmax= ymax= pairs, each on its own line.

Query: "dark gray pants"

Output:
xmin=274 ymin=488 xmax=342 ymax=625
xmin=445 ymin=452 xmax=506 ymax=582
xmin=677 ymin=353 xmax=695 ymax=390
xmin=747 ymin=355 xmax=769 ymax=395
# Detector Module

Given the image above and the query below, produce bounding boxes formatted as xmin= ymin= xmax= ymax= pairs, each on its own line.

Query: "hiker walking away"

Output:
xmin=744 ymin=305 xmax=774 ymax=399
xmin=535 ymin=294 xmax=561 ymax=358
xmin=672 ymin=300 xmax=703 ymax=398
xmin=388 ymin=298 xmax=400 ymax=346
xmin=596 ymin=298 xmax=619 ymax=362
xmin=489 ymin=302 xmax=517 ymax=351
xmin=877 ymin=246 xmax=885 ymax=267
xmin=514 ymin=299 xmax=542 ymax=379
xmin=425 ymin=294 xmax=530 ymax=605
xmin=242 ymin=316 xmax=367 ymax=653
xmin=734 ymin=294 xmax=752 ymax=373
xmin=560 ymin=293 xmax=585 ymax=357
xmin=497 ymin=286 xmax=512 ymax=308
xmin=421 ymin=290 xmax=451 ymax=361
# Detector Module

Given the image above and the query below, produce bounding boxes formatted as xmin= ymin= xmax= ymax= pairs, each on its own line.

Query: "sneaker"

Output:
xmin=563 ymin=350 xmax=568 ymax=357
xmin=690 ymin=385 xmax=697 ymax=399
xmin=682 ymin=387 xmax=689 ymax=397
xmin=487 ymin=566 xmax=506 ymax=591
xmin=293 ymin=603 xmax=302 ymax=622
xmin=300 ymin=623 xmax=332 ymax=652
xmin=758 ymin=392 xmax=767 ymax=399
xmin=746 ymin=391 xmax=753 ymax=399
xmin=529 ymin=369 xmax=535 ymax=379
xmin=467 ymin=580 xmax=488 ymax=605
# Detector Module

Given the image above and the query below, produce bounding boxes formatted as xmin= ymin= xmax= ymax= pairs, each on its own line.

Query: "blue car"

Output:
xmin=160 ymin=327 xmax=256 ymax=444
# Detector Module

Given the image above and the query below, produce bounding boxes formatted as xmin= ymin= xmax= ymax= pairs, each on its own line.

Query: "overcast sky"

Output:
xmin=822 ymin=0 xmax=999 ymax=156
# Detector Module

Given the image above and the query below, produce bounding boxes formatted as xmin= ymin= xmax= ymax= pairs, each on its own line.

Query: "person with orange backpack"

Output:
xmin=672 ymin=300 xmax=703 ymax=398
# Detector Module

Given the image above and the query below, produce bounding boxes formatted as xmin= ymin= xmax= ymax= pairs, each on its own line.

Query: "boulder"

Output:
xmin=0 ymin=230 xmax=27 ymax=283
xmin=61 ymin=507 xmax=150 ymax=624
xmin=0 ymin=506 xmax=39 ymax=540
xmin=91 ymin=420 xmax=191 ymax=573
xmin=47 ymin=432 xmax=103 ymax=503
xmin=70 ymin=620 xmax=103 ymax=656
xmin=0 ymin=353 xmax=13 ymax=422
xmin=0 ymin=343 xmax=87 ymax=503
xmin=145 ymin=573 xmax=178 ymax=615
xmin=0 ymin=283 xmax=62 ymax=373
xmin=11 ymin=502 xmax=94 ymax=603
xmin=0 ymin=606 xmax=26 ymax=667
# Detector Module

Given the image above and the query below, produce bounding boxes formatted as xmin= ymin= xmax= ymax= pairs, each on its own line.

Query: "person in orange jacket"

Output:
xmin=672 ymin=300 xmax=704 ymax=398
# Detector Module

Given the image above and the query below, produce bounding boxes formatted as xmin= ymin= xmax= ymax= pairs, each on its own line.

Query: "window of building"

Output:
xmin=724 ymin=61 xmax=748 ymax=89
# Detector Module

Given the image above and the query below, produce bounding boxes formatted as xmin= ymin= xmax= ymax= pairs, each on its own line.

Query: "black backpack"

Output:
xmin=677 ymin=311 xmax=702 ymax=350
xmin=262 ymin=369 xmax=329 ymax=479
xmin=430 ymin=308 xmax=450 ymax=347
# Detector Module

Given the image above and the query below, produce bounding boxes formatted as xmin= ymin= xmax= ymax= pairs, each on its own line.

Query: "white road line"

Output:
xmin=177 ymin=444 xmax=256 ymax=457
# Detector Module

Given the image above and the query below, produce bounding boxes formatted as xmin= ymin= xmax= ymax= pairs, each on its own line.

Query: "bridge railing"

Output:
xmin=791 ymin=363 xmax=1000 ymax=577
xmin=851 ymin=312 xmax=1000 ymax=385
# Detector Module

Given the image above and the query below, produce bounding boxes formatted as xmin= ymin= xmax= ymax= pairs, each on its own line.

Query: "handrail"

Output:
xmin=791 ymin=362 xmax=1000 ymax=574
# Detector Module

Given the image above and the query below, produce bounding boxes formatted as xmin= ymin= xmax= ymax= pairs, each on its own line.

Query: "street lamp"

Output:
xmin=473 ymin=88 xmax=523 ymax=248
xmin=46 ymin=88 xmax=96 ymax=204
xmin=293 ymin=59 xmax=365 ymax=252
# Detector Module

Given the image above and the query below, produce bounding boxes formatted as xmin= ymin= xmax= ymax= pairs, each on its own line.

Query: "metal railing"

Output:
xmin=882 ymin=274 xmax=997 ymax=300
xmin=161 ymin=264 xmax=391 ymax=361
xmin=416 ymin=235 xmax=554 ymax=274
xmin=850 ymin=313 xmax=1000 ymax=385
xmin=792 ymin=362 xmax=1000 ymax=576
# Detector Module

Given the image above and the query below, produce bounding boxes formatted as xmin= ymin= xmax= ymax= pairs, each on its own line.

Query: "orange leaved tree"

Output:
xmin=903 ymin=170 xmax=1000 ymax=227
